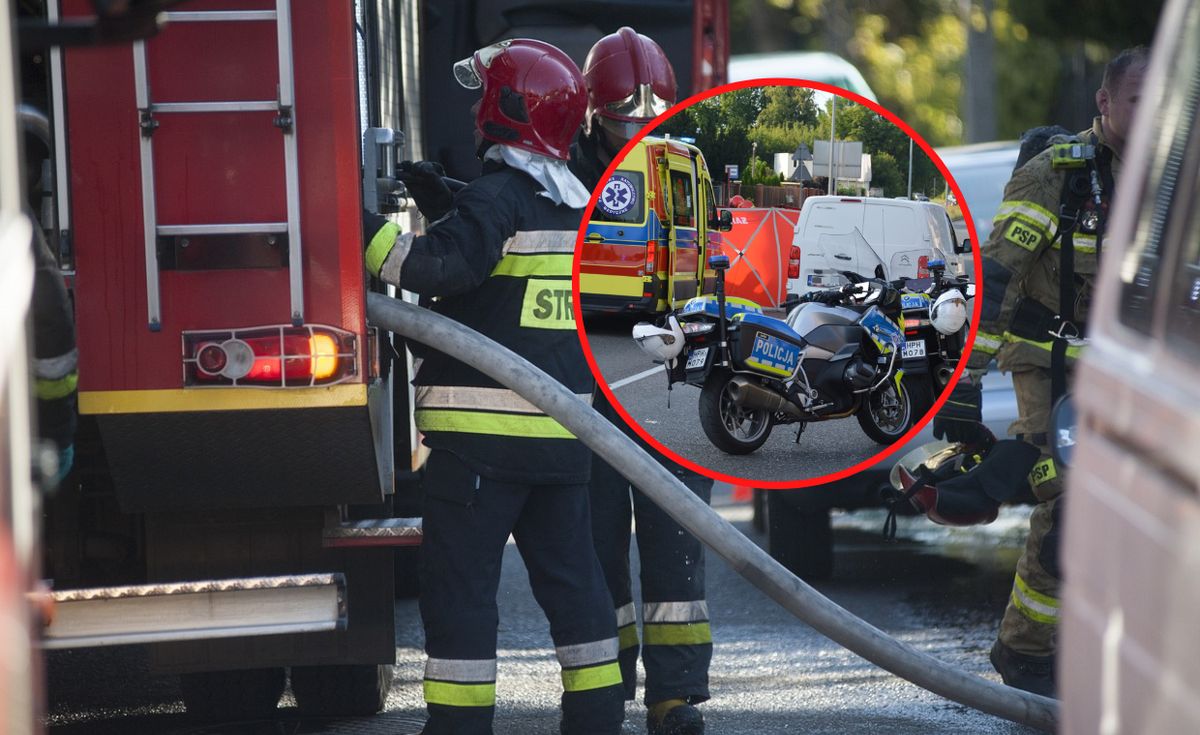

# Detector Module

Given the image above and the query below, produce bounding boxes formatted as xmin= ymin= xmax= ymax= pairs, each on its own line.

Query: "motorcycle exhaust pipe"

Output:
xmin=728 ymin=376 xmax=805 ymax=419
xmin=935 ymin=365 xmax=955 ymax=387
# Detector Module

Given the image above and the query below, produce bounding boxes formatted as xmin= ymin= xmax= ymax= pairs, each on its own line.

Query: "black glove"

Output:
xmin=397 ymin=160 xmax=455 ymax=222
xmin=932 ymin=380 xmax=992 ymax=446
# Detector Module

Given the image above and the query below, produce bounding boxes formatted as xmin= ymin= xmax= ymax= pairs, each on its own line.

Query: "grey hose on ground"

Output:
xmin=367 ymin=293 xmax=1057 ymax=733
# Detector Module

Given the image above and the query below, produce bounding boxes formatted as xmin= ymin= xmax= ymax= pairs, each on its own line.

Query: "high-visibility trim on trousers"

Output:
xmin=615 ymin=603 xmax=638 ymax=651
xmin=36 ymin=371 xmax=77 ymax=401
xmin=34 ymin=348 xmax=78 ymax=380
xmin=557 ymin=638 xmax=622 ymax=692
xmin=643 ymin=622 xmax=713 ymax=646
xmin=642 ymin=601 xmax=712 ymax=645
xmin=1011 ymin=573 xmax=1059 ymax=625
xmin=643 ymin=600 xmax=709 ymax=624
xmin=423 ymin=657 xmax=498 ymax=708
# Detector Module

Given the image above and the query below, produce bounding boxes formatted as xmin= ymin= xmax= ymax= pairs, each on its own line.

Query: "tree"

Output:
xmin=757 ymin=86 xmax=820 ymax=128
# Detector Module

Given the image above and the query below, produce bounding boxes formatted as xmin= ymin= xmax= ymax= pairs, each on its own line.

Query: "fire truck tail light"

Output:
xmin=183 ymin=325 xmax=357 ymax=388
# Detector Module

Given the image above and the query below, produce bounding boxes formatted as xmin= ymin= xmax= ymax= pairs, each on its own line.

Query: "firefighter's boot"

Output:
xmin=990 ymin=640 xmax=1056 ymax=698
xmin=647 ymin=699 xmax=704 ymax=735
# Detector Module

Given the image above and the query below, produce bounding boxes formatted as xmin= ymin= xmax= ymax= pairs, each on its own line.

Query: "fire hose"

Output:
xmin=366 ymin=293 xmax=1057 ymax=733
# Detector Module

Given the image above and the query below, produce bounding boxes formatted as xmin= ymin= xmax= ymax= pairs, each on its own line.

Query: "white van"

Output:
xmin=790 ymin=196 xmax=965 ymax=299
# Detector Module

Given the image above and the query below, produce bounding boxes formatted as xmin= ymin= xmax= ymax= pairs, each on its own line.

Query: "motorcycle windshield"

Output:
xmin=811 ymin=228 xmax=887 ymax=284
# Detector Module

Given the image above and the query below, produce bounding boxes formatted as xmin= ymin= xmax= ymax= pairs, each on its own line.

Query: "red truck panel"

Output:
xmin=65 ymin=1 xmax=367 ymax=394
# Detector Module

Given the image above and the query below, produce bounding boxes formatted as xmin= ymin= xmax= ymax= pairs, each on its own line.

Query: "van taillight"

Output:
xmin=787 ymin=245 xmax=801 ymax=279
xmin=645 ymin=241 xmax=657 ymax=272
xmin=184 ymin=325 xmax=357 ymax=387
xmin=917 ymin=255 xmax=930 ymax=278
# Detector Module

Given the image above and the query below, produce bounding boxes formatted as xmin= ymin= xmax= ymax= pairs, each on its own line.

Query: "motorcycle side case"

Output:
xmin=732 ymin=312 xmax=806 ymax=378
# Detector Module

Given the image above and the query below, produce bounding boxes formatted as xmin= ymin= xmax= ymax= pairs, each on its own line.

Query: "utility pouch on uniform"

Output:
xmin=1009 ymin=298 xmax=1072 ymax=341
xmin=1051 ymin=142 xmax=1095 ymax=168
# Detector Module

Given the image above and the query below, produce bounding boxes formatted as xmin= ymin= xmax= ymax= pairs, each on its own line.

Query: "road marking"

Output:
xmin=609 ymin=366 xmax=663 ymax=390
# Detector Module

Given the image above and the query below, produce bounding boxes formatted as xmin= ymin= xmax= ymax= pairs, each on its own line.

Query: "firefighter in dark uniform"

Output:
xmin=570 ymin=28 xmax=714 ymax=735
xmin=935 ymin=46 xmax=1149 ymax=697
xmin=363 ymin=39 xmax=624 ymax=735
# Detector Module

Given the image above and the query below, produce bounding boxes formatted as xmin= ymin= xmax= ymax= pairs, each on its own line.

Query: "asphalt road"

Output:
xmin=45 ymin=487 xmax=1040 ymax=735
xmin=582 ymin=313 xmax=902 ymax=484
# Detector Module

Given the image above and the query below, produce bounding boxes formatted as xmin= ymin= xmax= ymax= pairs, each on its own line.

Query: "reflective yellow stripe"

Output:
xmin=423 ymin=680 xmax=496 ymax=707
xmin=1002 ymin=332 xmax=1084 ymax=359
xmin=491 ymin=253 xmax=575 ymax=278
xmin=643 ymin=622 xmax=712 ymax=646
xmin=79 ymin=385 xmax=368 ymax=414
xmin=995 ymin=200 xmax=1057 ymax=233
xmin=1011 ymin=573 xmax=1059 ymax=625
xmin=1029 ymin=458 xmax=1058 ymax=487
xmin=36 ymin=372 xmax=78 ymax=400
xmin=973 ymin=331 xmax=1003 ymax=354
xmin=618 ymin=624 xmax=639 ymax=651
xmin=415 ymin=409 xmax=576 ymax=439
xmin=365 ymin=221 xmax=401 ymax=277
xmin=561 ymin=662 xmax=622 ymax=692
xmin=1051 ymin=233 xmax=1097 ymax=253
xmin=520 ymin=278 xmax=575 ymax=330
xmin=580 ymin=272 xmax=644 ymax=298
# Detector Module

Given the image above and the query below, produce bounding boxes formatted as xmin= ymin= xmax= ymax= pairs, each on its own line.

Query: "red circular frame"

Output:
xmin=572 ymin=77 xmax=983 ymax=489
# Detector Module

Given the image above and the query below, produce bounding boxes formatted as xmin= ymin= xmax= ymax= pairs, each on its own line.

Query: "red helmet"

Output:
xmin=453 ymin=39 xmax=586 ymax=161
xmin=582 ymin=27 xmax=676 ymax=142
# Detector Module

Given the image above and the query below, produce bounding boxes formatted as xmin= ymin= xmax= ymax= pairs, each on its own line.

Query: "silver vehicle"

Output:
xmin=1060 ymin=0 xmax=1200 ymax=730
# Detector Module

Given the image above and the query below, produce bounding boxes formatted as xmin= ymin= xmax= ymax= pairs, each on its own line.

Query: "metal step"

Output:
xmin=323 ymin=517 xmax=423 ymax=548
xmin=37 ymin=573 xmax=345 ymax=649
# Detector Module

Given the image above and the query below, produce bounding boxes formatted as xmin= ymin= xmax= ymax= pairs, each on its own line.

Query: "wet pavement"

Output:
xmin=45 ymin=486 xmax=1042 ymax=735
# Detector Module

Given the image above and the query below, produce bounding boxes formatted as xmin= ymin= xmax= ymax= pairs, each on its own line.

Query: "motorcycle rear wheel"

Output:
xmin=699 ymin=370 xmax=774 ymax=454
xmin=857 ymin=378 xmax=913 ymax=444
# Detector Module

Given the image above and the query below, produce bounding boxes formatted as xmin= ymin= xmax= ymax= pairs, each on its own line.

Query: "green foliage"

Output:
xmin=743 ymin=156 xmax=783 ymax=186
xmin=758 ymin=86 xmax=820 ymax=128
xmin=870 ymin=151 xmax=905 ymax=197
xmin=733 ymin=0 xmax=1165 ymax=145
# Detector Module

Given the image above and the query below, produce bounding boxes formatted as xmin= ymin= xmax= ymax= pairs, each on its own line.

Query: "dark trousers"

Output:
xmin=419 ymin=450 xmax=625 ymax=735
xmin=589 ymin=397 xmax=713 ymax=706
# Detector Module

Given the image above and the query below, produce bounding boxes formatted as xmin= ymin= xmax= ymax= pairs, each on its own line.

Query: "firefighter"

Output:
xmin=23 ymin=130 xmax=76 ymax=490
xmin=362 ymin=39 xmax=624 ymax=735
xmin=570 ymin=28 xmax=714 ymax=735
xmin=930 ymin=46 xmax=1149 ymax=698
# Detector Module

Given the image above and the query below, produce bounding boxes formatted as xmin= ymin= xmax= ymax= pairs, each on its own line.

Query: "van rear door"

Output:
xmin=665 ymin=149 xmax=700 ymax=306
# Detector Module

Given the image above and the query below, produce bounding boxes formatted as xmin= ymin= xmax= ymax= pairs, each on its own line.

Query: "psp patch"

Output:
xmin=1005 ymin=220 xmax=1043 ymax=251
xmin=598 ymin=174 xmax=637 ymax=217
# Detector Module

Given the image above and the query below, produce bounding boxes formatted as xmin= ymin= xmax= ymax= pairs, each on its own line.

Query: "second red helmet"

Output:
xmin=454 ymin=39 xmax=587 ymax=161
xmin=582 ymin=27 xmax=677 ymax=142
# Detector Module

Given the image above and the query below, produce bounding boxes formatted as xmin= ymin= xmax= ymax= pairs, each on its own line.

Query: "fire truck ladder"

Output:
xmin=133 ymin=2 xmax=303 ymax=331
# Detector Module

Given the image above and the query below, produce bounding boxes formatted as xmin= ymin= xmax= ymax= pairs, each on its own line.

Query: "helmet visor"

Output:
xmin=453 ymin=57 xmax=482 ymax=89
xmin=454 ymin=41 xmax=512 ymax=89
xmin=602 ymin=83 xmax=673 ymax=121
xmin=596 ymin=115 xmax=650 ymax=149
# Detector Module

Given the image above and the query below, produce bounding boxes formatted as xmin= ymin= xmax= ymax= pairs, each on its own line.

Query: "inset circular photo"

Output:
xmin=575 ymin=80 xmax=980 ymax=487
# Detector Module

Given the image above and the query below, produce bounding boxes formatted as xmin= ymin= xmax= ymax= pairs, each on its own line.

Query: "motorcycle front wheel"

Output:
xmin=699 ymin=369 xmax=775 ymax=454
xmin=857 ymin=377 xmax=913 ymax=444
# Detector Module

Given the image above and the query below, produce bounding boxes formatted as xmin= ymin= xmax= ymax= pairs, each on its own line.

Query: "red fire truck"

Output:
xmin=19 ymin=0 xmax=727 ymax=722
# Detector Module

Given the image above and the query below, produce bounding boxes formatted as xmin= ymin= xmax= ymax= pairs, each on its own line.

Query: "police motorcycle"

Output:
xmin=889 ymin=259 xmax=973 ymax=418
xmin=634 ymin=233 xmax=911 ymax=455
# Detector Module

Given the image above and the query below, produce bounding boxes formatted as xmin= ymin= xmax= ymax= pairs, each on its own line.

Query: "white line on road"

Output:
xmin=608 ymin=365 xmax=664 ymax=390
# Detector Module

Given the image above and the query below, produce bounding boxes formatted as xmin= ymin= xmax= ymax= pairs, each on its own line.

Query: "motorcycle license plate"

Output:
xmin=685 ymin=347 xmax=709 ymax=370
xmin=902 ymin=339 xmax=926 ymax=359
